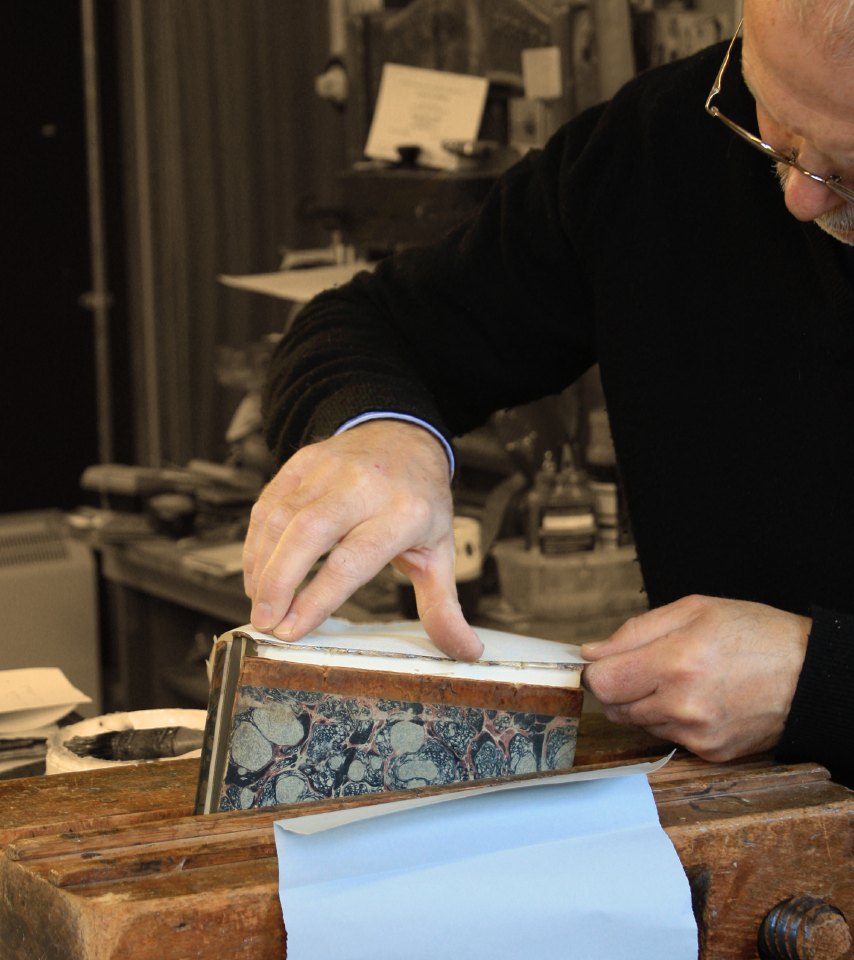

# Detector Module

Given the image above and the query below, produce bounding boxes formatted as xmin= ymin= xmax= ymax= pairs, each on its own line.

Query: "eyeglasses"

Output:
xmin=705 ymin=19 xmax=854 ymax=205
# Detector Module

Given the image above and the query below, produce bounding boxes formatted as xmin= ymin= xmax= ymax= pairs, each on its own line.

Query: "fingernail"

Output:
xmin=456 ymin=637 xmax=484 ymax=663
xmin=251 ymin=602 xmax=274 ymax=630
xmin=273 ymin=611 xmax=299 ymax=640
xmin=580 ymin=641 xmax=602 ymax=658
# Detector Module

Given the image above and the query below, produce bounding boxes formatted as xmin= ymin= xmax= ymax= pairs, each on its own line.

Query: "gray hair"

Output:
xmin=775 ymin=0 xmax=854 ymax=59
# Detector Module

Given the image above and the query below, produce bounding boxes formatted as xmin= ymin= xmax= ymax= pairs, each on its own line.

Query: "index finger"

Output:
xmin=249 ymin=487 xmax=376 ymax=633
xmin=399 ymin=541 xmax=484 ymax=661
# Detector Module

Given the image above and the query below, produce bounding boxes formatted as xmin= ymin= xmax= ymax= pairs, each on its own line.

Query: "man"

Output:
xmin=243 ymin=0 xmax=854 ymax=787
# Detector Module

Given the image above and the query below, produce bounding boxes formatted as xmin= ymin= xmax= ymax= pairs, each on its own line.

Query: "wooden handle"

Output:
xmin=758 ymin=895 xmax=852 ymax=960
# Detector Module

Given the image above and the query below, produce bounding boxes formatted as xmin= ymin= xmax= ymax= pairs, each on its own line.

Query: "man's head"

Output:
xmin=742 ymin=0 xmax=854 ymax=243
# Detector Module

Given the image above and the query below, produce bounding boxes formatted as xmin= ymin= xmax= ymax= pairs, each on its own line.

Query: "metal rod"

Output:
xmin=80 ymin=0 xmax=114 ymax=465
xmin=129 ymin=0 xmax=162 ymax=466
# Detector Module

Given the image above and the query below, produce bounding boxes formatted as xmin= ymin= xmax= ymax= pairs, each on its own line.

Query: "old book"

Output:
xmin=195 ymin=619 xmax=584 ymax=814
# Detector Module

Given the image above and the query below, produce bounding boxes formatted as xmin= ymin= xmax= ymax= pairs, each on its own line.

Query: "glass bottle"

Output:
xmin=538 ymin=443 xmax=596 ymax=554
xmin=525 ymin=450 xmax=557 ymax=550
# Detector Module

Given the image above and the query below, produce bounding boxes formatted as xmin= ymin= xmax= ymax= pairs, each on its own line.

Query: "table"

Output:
xmin=1 ymin=718 xmax=851 ymax=960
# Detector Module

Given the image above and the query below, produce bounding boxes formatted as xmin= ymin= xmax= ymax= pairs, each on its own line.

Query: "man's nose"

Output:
xmin=782 ymin=162 xmax=847 ymax=223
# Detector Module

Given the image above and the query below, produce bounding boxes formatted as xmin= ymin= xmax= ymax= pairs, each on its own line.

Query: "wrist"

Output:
xmin=335 ymin=412 xmax=454 ymax=478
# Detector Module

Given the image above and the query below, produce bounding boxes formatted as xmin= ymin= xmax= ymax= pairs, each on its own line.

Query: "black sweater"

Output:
xmin=264 ymin=43 xmax=854 ymax=787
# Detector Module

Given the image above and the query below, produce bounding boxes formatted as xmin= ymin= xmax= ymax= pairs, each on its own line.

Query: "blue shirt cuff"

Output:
xmin=334 ymin=412 xmax=455 ymax=478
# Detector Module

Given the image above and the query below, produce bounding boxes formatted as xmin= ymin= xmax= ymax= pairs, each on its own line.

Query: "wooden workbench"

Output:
xmin=1 ymin=719 xmax=851 ymax=960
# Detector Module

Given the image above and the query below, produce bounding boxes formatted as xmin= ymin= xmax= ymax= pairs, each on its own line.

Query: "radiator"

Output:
xmin=0 ymin=511 xmax=101 ymax=716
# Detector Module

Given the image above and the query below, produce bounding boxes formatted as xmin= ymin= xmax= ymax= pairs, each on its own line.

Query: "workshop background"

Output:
xmin=2 ymin=0 xmax=735 ymax=714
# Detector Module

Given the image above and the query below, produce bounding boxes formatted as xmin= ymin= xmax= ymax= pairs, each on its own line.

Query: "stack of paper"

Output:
xmin=0 ymin=668 xmax=92 ymax=777
xmin=180 ymin=540 xmax=245 ymax=578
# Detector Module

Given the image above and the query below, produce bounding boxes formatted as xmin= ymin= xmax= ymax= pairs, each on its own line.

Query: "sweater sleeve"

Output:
xmin=262 ymin=107 xmax=607 ymax=465
xmin=776 ymin=607 xmax=854 ymax=788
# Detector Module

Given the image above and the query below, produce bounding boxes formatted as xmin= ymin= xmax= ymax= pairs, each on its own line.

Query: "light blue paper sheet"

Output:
xmin=275 ymin=771 xmax=698 ymax=959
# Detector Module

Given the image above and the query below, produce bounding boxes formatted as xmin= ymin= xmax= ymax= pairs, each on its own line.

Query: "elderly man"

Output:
xmin=243 ymin=0 xmax=854 ymax=787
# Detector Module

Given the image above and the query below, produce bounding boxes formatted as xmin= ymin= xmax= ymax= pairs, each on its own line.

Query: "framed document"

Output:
xmin=363 ymin=63 xmax=489 ymax=170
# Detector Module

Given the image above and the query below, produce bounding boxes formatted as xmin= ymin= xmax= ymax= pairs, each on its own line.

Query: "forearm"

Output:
xmin=776 ymin=607 xmax=854 ymax=787
xmin=262 ymin=275 xmax=457 ymax=465
xmin=262 ymin=120 xmax=607 ymax=466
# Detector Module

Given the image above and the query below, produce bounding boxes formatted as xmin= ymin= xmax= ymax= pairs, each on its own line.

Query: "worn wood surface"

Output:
xmin=1 ymin=719 xmax=851 ymax=959
xmin=650 ymin=757 xmax=854 ymax=959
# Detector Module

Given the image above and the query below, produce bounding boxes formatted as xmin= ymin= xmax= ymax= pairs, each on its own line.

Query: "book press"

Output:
xmin=2 ymin=1 xmax=852 ymax=958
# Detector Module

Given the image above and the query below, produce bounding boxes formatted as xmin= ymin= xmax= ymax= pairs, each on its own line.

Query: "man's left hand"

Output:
xmin=580 ymin=595 xmax=811 ymax=761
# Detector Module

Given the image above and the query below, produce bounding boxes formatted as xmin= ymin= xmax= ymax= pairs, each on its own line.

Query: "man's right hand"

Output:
xmin=242 ymin=419 xmax=483 ymax=661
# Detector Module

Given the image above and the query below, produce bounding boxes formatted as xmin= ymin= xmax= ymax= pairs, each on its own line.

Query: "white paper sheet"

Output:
xmin=280 ymin=754 xmax=671 ymax=834
xmin=218 ymin=262 xmax=374 ymax=304
xmin=275 ymin=764 xmax=698 ymax=960
xmin=236 ymin=617 xmax=586 ymax=687
xmin=0 ymin=668 xmax=92 ymax=734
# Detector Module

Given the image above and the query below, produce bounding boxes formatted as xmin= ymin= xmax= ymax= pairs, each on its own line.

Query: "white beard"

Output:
xmin=776 ymin=163 xmax=854 ymax=245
